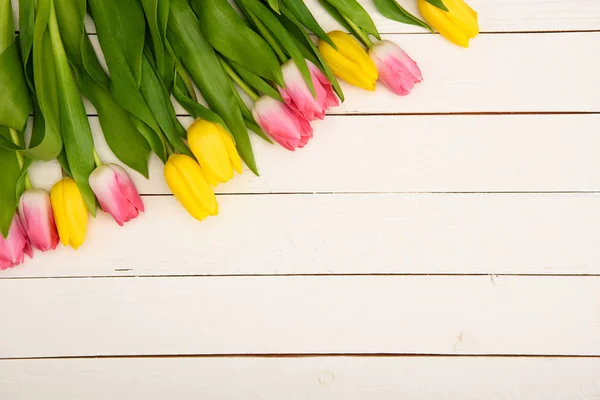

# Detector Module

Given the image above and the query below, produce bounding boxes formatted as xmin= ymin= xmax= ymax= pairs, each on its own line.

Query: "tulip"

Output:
xmin=89 ymin=164 xmax=144 ymax=226
xmin=50 ymin=178 xmax=89 ymax=249
xmin=164 ymin=154 xmax=218 ymax=221
xmin=252 ymin=96 xmax=313 ymax=151
xmin=0 ymin=215 xmax=32 ymax=270
xmin=279 ymin=59 xmax=340 ymax=121
xmin=369 ymin=40 xmax=423 ymax=96
xmin=187 ymin=119 xmax=243 ymax=186
xmin=318 ymin=31 xmax=378 ymax=91
xmin=418 ymin=0 xmax=479 ymax=48
xmin=18 ymin=189 xmax=59 ymax=252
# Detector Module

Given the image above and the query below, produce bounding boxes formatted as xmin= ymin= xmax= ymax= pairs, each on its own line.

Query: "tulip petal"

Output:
xmin=166 ymin=155 xmax=218 ymax=221
xmin=63 ymin=179 xmax=88 ymax=249
xmin=18 ymin=189 xmax=59 ymax=252
xmin=50 ymin=180 xmax=71 ymax=248
xmin=252 ymin=96 xmax=313 ymax=151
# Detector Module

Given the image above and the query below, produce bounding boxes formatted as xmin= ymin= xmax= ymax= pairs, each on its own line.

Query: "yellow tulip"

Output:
xmin=187 ymin=119 xmax=243 ymax=187
xmin=164 ymin=154 xmax=218 ymax=221
xmin=50 ymin=178 xmax=89 ymax=249
xmin=418 ymin=0 xmax=479 ymax=48
xmin=318 ymin=31 xmax=378 ymax=91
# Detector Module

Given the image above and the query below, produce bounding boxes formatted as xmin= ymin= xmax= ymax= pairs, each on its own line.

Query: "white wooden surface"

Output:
xmin=2 ymin=0 xmax=600 ymax=399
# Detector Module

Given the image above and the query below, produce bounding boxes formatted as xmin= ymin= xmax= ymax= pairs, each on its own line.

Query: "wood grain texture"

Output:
xmin=27 ymin=114 xmax=600 ymax=195
xmin=2 ymin=194 xmax=600 ymax=278
xmin=2 ymin=357 xmax=600 ymax=400
xmin=13 ymin=0 xmax=600 ymax=33
xmin=1 ymin=275 xmax=599 ymax=358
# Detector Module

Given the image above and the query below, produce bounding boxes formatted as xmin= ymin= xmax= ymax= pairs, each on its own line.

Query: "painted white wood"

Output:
xmin=27 ymin=114 xmax=600 ymax=195
xmin=2 ymin=194 xmax=600 ymax=278
xmin=13 ymin=0 xmax=600 ymax=33
xmin=81 ymin=32 xmax=600 ymax=115
xmin=2 ymin=357 xmax=600 ymax=400
xmin=311 ymin=0 xmax=600 ymax=34
xmin=1 ymin=275 xmax=599 ymax=358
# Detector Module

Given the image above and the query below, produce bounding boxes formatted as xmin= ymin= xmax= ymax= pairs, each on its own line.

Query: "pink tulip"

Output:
xmin=369 ymin=40 xmax=423 ymax=96
xmin=0 ymin=215 xmax=32 ymax=270
xmin=89 ymin=164 xmax=144 ymax=226
xmin=279 ymin=59 xmax=339 ymax=121
xmin=18 ymin=189 xmax=59 ymax=252
xmin=252 ymin=96 xmax=313 ymax=151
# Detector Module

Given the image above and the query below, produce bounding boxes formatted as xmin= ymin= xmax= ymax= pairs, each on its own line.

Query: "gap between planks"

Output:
xmin=2 ymin=353 xmax=600 ymax=361
xmin=3 ymin=273 xmax=600 ymax=280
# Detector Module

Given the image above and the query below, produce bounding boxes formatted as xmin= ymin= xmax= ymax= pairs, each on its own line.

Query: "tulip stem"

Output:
xmin=219 ymin=57 xmax=260 ymax=101
xmin=343 ymin=16 xmax=374 ymax=49
xmin=24 ymin=173 xmax=32 ymax=190
xmin=9 ymin=128 xmax=25 ymax=170
xmin=92 ymin=148 xmax=103 ymax=167
xmin=8 ymin=128 xmax=33 ymax=190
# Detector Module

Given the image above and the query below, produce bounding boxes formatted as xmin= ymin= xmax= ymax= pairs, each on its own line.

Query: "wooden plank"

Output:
xmin=3 ymin=194 xmax=600 ymax=278
xmin=1 ymin=275 xmax=599 ymax=357
xmin=28 ymin=114 xmax=600 ymax=195
xmin=2 ymin=357 xmax=600 ymax=400
xmin=309 ymin=0 xmax=600 ymax=34
xmin=13 ymin=0 xmax=600 ymax=33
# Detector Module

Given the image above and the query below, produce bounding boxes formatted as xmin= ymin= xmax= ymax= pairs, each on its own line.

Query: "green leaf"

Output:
xmin=373 ymin=0 xmax=433 ymax=31
xmin=426 ymin=0 xmax=449 ymax=12
xmin=316 ymin=0 xmax=355 ymax=36
xmin=191 ymin=0 xmax=284 ymax=86
xmin=140 ymin=51 xmax=192 ymax=157
xmin=53 ymin=0 xmax=151 ymax=176
xmin=266 ymin=0 xmax=279 ymax=13
xmin=88 ymin=0 xmax=168 ymax=162
xmin=280 ymin=0 xmax=335 ymax=48
xmin=0 ymin=127 xmax=21 ymax=238
xmin=140 ymin=0 xmax=173 ymax=85
xmin=278 ymin=5 xmax=344 ymax=101
xmin=28 ymin=0 xmax=63 ymax=160
xmin=237 ymin=0 xmax=315 ymax=97
xmin=230 ymin=60 xmax=283 ymax=101
xmin=167 ymin=0 xmax=258 ymax=174
xmin=0 ymin=0 xmax=14 ymax=53
xmin=0 ymin=43 xmax=32 ymax=131
xmin=47 ymin=0 xmax=97 ymax=214
xmin=81 ymin=73 xmax=151 ymax=178
xmin=173 ymin=73 xmax=228 ymax=132
xmin=321 ymin=0 xmax=381 ymax=39
xmin=18 ymin=0 xmax=34 ymax=72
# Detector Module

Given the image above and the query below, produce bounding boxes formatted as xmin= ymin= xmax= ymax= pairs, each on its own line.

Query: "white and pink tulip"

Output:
xmin=252 ymin=96 xmax=314 ymax=151
xmin=279 ymin=59 xmax=339 ymax=121
xmin=18 ymin=189 xmax=59 ymax=252
xmin=0 ymin=215 xmax=32 ymax=270
xmin=369 ymin=40 xmax=423 ymax=96
xmin=89 ymin=164 xmax=144 ymax=226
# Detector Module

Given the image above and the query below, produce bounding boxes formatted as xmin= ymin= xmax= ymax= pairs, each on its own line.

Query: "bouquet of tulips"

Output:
xmin=0 ymin=0 xmax=479 ymax=270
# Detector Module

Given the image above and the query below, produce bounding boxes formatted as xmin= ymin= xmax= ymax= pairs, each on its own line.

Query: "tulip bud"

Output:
xmin=89 ymin=164 xmax=144 ymax=226
xmin=279 ymin=59 xmax=340 ymax=121
xmin=252 ymin=96 xmax=313 ymax=151
xmin=369 ymin=40 xmax=423 ymax=96
xmin=0 ymin=215 xmax=32 ymax=270
xmin=187 ymin=119 xmax=243 ymax=187
xmin=50 ymin=178 xmax=89 ymax=249
xmin=18 ymin=189 xmax=59 ymax=252
xmin=318 ymin=31 xmax=378 ymax=91
xmin=418 ymin=0 xmax=479 ymax=48
xmin=164 ymin=154 xmax=218 ymax=221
